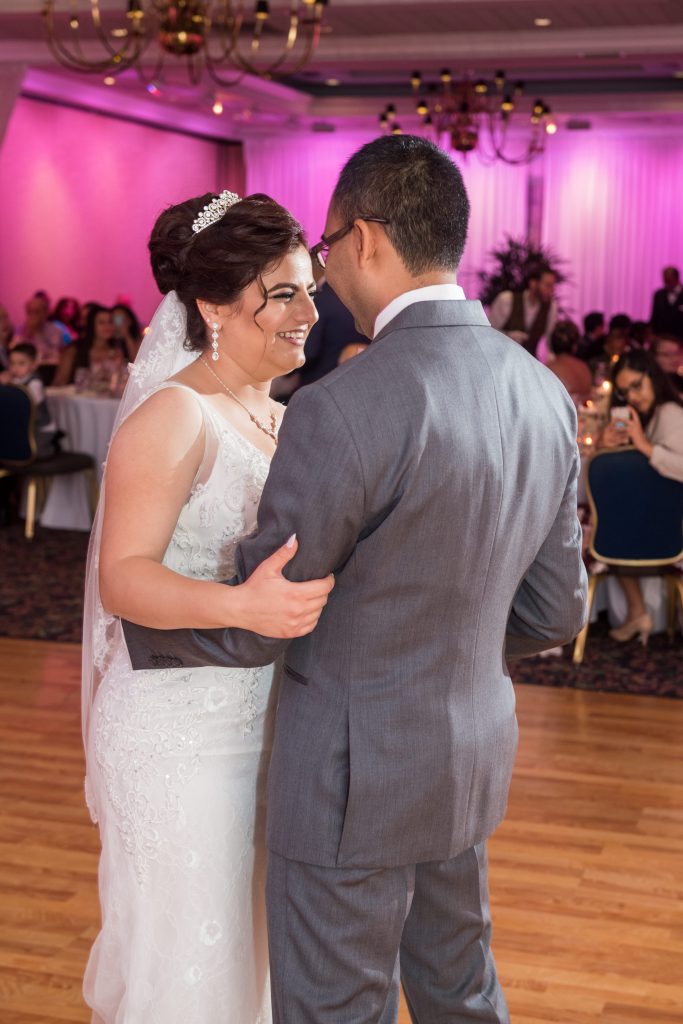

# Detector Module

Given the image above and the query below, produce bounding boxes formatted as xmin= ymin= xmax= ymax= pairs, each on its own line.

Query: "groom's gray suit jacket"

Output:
xmin=123 ymin=300 xmax=587 ymax=869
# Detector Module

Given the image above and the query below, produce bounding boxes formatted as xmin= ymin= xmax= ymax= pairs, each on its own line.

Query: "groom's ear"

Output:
xmin=354 ymin=219 xmax=377 ymax=269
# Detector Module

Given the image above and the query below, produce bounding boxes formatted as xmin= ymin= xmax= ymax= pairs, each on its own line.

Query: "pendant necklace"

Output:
xmin=201 ymin=357 xmax=278 ymax=446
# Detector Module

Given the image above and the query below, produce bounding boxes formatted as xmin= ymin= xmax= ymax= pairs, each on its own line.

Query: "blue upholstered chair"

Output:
xmin=573 ymin=448 xmax=683 ymax=663
xmin=0 ymin=384 xmax=97 ymax=539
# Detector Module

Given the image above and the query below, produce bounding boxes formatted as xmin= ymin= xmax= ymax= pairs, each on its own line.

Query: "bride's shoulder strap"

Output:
xmin=147 ymin=382 xmax=220 ymax=482
xmin=145 ymin=380 xmax=215 ymax=419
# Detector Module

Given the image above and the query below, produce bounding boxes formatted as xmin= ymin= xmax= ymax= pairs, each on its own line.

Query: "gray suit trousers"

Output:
xmin=266 ymin=844 xmax=509 ymax=1024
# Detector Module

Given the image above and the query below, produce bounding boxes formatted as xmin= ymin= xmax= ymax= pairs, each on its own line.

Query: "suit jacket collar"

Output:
xmin=372 ymin=300 xmax=491 ymax=344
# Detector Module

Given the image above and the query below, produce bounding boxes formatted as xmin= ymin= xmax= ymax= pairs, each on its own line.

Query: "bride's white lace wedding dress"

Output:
xmin=84 ymin=382 xmax=275 ymax=1024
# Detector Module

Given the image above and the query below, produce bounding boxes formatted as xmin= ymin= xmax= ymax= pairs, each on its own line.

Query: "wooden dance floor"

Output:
xmin=1 ymin=636 xmax=682 ymax=1023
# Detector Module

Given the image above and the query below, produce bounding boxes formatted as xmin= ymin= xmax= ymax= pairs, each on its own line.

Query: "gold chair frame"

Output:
xmin=573 ymin=450 xmax=683 ymax=664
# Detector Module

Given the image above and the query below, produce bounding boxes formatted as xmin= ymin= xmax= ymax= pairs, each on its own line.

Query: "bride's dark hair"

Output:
xmin=149 ymin=192 xmax=308 ymax=352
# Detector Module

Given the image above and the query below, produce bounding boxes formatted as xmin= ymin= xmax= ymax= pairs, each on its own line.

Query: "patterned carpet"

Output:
xmin=0 ymin=523 xmax=88 ymax=644
xmin=2 ymin=523 xmax=681 ymax=697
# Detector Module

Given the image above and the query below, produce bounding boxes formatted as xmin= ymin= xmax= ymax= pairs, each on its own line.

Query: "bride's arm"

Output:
xmin=100 ymin=387 xmax=333 ymax=637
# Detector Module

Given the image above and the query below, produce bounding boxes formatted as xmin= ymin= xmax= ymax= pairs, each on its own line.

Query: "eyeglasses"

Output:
xmin=310 ymin=217 xmax=390 ymax=270
xmin=615 ymin=374 xmax=645 ymax=402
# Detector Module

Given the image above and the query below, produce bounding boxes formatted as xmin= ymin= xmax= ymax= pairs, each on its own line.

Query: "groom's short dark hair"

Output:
xmin=331 ymin=135 xmax=470 ymax=276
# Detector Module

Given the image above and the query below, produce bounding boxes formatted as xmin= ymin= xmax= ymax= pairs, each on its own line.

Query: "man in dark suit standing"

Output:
xmin=650 ymin=266 xmax=683 ymax=341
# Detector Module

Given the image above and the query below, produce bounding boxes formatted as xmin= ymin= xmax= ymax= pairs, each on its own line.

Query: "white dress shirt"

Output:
xmin=373 ymin=283 xmax=466 ymax=339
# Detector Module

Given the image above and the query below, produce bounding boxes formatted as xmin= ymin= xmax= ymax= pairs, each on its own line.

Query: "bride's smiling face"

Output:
xmin=203 ymin=246 xmax=318 ymax=382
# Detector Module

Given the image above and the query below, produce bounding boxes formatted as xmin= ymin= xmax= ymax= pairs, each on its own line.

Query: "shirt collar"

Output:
xmin=373 ymin=283 xmax=466 ymax=339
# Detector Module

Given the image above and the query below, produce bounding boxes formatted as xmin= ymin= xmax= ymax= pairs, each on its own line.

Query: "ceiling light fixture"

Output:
xmin=534 ymin=17 xmax=552 ymax=27
xmin=42 ymin=0 xmax=331 ymax=87
xmin=379 ymin=70 xmax=555 ymax=165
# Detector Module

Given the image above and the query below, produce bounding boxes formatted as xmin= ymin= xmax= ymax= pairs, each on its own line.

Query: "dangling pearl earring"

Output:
xmin=210 ymin=321 xmax=220 ymax=362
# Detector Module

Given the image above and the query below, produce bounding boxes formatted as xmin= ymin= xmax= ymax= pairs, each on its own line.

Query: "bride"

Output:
xmin=82 ymin=190 xmax=334 ymax=1023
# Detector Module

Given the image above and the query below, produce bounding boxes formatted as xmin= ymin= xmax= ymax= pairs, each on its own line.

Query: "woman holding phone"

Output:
xmin=599 ymin=350 xmax=683 ymax=642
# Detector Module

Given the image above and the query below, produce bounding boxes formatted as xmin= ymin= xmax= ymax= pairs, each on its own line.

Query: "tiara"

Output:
xmin=192 ymin=190 xmax=241 ymax=234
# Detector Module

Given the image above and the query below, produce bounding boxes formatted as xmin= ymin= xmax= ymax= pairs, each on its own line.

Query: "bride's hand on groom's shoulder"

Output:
xmin=235 ymin=535 xmax=335 ymax=638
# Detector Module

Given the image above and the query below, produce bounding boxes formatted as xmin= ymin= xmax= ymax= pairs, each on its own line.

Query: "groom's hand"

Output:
xmin=235 ymin=534 xmax=335 ymax=639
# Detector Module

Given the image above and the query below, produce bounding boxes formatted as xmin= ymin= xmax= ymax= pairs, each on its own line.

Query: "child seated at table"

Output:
xmin=3 ymin=343 xmax=60 ymax=457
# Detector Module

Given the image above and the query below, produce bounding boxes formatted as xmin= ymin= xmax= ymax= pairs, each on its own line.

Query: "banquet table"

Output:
xmin=39 ymin=387 xmax=120 ymax=530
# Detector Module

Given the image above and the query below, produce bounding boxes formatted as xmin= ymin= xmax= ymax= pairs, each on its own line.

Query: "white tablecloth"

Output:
xmin=39 ymin=388 xmax=120 ymax=530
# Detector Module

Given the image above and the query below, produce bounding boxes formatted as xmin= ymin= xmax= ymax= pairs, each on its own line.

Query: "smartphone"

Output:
xmin=113 ymin=312 xmax=126 ymax=329
xmin=610 ymin=406 xmax=631 ymax=430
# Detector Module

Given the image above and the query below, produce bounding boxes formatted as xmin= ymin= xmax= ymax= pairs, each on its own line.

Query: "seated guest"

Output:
xmin=652 ymin=334 xmax=683 ymax=394
xmin=112 ymin=303 xmax=143 ymax=361
xmin=77 ymin=301 xmax=99 ymax=334
xmin=547 ymin=320 xmax=592 ymax=402
xmin=650 ymin=266 xmax=683 ymax=341
xmin=13 ymin=294 xmax=65 ymax=382
xmin=53 ymin=305 xmax=124 ymax=386
xmin=51 ymin=296 xmax=81 ymax=342
xmin=609 ymin=313 xmax=632 ymax=336
xmin=488 ymin=267 xmax=558 ymax=358
xmin=629 ymin=320 xmax=654 ymax=350
xmin=577 ymin=311 xmax=605 ymax=360
xmin=0 ymin=303 xmax=15 ymax=369
xmin=587 ymin=316 xmax=631 ymax=373
xmin=598 ymin=351 xmax=683 ymax=644
xmin=298 ymin=278 xmax=368 ymax=387
xmin=589 ymin=327 xmax=630 ymax=380
xmin=2 ymin=343 xmax=59 ymax=457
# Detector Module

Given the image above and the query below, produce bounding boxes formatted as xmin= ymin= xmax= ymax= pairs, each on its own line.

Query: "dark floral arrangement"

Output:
xmin=477 ymin=236 xmax=569 ymax=307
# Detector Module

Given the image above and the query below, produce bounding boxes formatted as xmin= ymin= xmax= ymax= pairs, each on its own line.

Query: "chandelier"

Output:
xmin=380 ymin=70 xmax=556 ymax=164
xmin=42 ymin=1 xmax=330 ymax=86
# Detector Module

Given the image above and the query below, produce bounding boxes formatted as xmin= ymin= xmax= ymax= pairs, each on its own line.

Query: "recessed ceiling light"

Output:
xmin=534 ymin=17 xmax=552 ymax=27
xmin=103 ymin=76 xmax=116 ymax=86
xmin=325 ymin=78 xmax=340 ymax=86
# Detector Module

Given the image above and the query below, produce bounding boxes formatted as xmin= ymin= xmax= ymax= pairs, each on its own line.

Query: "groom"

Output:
xmin=124 ymin=136 xmax=587 ymax=1022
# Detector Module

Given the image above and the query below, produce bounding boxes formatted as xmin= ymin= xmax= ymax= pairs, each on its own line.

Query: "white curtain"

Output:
xmin=541 ymin=130 xmax=683 ymax=323
xmin=450 ymin=153 xmax=528 ymax=298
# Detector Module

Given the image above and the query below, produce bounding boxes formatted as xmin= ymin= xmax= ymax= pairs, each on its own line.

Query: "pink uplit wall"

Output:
xmin=0 ymin=97 xmax=243 ymax=325
xmin=541 ymin=130 xmax=683 ymax=322
xmin=5 ymin=100 xmax=681 ymax=330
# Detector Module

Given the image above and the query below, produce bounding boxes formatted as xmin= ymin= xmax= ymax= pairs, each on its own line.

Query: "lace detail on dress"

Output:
xmin=85 ymin=385 xmax=275 ymax=1023
xmin=94 ymin=660 xmax=203 ymax=886
xmin=162 ymin=403 xmax=270 ymax=583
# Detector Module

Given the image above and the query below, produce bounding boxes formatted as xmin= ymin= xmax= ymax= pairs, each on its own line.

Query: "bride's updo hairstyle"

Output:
xmin=149 ymin=192 xmax=307 ymax=352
